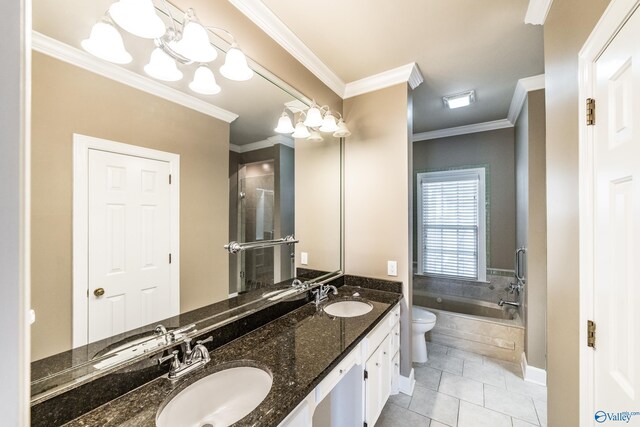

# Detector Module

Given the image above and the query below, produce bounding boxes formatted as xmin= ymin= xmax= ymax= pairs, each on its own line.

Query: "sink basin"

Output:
xmin=323 ymin=300 xmax=373 ymax=317
xmin=156 ymin=366 xmax=272 ymax=427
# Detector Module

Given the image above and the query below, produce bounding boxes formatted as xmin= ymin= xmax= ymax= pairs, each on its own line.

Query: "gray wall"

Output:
xmin=274 ymin=144 xmax=295 ymax=281
xmin=544 ymin=0 xmax=610 ymax=425
xmin=515 ymin=89 xmax=547 ymax=370
xmin=413 ymin=127 xmax=516 ymax=270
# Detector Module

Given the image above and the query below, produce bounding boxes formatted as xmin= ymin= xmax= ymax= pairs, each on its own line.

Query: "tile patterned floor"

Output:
xmin=375 ymin=342 xmax=547 ymax=427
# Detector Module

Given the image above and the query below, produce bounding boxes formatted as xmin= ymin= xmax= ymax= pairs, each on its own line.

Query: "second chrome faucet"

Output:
xmin=157 ymin=336 xmax=213 ymax=380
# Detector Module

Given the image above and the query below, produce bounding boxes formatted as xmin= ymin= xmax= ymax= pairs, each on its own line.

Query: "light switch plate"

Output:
xmin=387 ymin=260 xmax=398 ymax=277
xmin=301 ymin=252 xmax=308 ymax=265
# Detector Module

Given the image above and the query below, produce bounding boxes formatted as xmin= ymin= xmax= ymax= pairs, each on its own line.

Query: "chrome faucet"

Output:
xmin=312 ymin=284 xmax=338 ymax=306
xmin=498 ymin=299 xmax=520 ymax=308
xmin=157 ymin=336 xmax=213 ymax=380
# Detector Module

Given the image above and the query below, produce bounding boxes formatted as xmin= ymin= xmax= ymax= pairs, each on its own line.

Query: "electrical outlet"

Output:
xmin=387 ymin=260 xmax=398 ymax=277
xmin=301 ymin=252 xmax=308 ymax=265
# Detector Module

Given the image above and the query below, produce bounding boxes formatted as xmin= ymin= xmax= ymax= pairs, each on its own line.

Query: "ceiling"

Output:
xmin=32 ymin=0 xmax=298 ymax=146
xmin=261 ymin=0 xmax=544 ymax=133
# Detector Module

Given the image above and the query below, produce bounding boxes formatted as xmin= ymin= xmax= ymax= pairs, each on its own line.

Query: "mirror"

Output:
xmin=30 ymin=0 xmax=343 ymax=400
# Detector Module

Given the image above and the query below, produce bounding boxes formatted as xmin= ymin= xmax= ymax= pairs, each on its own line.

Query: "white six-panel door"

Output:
xmin=87 ymin=149 xmax=173 ymax=343
xmin=593 ymin=6 xmax=640 ymax=421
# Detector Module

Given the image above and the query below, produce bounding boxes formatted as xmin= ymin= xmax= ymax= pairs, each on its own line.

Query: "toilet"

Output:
xmin=412 ymin=306 xmax=437 ymax=363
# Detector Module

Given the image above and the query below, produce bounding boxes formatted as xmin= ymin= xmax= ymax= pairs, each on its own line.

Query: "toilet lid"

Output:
xmin=412 ymin=307 xmax=436 ymax=323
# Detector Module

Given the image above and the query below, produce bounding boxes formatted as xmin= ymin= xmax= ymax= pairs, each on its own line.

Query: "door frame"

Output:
xmin=72 ymin=133 xmax=180 ymax=347
xmin=578 ymin=0 xmax=640 ymax=424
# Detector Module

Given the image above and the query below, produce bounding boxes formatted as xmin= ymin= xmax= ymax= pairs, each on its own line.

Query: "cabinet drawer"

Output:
xmin=390 ymin=321 xmax=400 ymax=355
xmin=365 ymin=303 xmax=400 ymax=359
xmin=315 ymin=344 xmax=360 ymax=403
xmin=388 ymin=304 xmax=400 ymax=328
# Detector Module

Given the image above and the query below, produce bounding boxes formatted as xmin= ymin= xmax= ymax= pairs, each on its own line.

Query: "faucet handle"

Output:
xmin=157 ymin=350 xmax=179 ymax=368
xmin=196 ymin=336 xmax=213 ymax=346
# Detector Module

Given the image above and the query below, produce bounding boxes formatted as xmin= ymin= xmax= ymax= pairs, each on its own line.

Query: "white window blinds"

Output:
xmin=418 ymin=169 xmax=486 ymax=280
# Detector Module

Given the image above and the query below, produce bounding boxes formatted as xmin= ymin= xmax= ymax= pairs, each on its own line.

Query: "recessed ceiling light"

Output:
xmin=443 ymin=90 xmax=476 ymax=109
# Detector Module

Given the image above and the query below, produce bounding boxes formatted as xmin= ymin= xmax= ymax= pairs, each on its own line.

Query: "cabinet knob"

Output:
xmin=94 ymin=288 xmax=105 ymax=297
xmin=375 ymin=363 xmax=380 ymax=367
xmin=339 ymin=369 xmax=344 ymax=374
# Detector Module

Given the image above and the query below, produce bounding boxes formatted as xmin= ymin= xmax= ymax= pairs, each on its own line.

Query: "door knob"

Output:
xmin=94 ymin=288 xmax=105 ymax=297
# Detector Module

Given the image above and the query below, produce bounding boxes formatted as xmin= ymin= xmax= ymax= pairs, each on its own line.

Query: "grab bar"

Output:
xmin=224 ymin=235 xmax=299 ymax=254
xmin=515 ymin=247 xmax=526 ymax=284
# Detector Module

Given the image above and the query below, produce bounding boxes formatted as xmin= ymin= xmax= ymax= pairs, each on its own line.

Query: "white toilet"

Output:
xmin=412 ymin=306 xmax=437 ymax=363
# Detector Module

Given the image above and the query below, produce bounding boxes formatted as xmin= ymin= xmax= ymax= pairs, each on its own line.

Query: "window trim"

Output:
xmin=417 ymin=168 xmax=487 ymax=282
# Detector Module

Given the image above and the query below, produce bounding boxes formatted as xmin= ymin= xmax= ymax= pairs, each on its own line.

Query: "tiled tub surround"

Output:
xmin=40 ymin=282 xmax=402 ymax=426
xmin=414 ymin=292 xmax=524 ymax=363
xmin=413 ymin=271 xmax=517 ymax=304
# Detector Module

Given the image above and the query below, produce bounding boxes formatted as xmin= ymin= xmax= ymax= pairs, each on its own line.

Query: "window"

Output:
xmin=417 ymin=168 xmax=486 ymax=281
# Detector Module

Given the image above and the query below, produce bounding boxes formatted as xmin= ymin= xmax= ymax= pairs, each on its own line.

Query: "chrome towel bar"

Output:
xmin=224 ymin=235 xmax=299 ymax=254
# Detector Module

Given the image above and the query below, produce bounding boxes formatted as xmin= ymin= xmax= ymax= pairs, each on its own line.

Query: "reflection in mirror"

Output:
xmin=30 ymin=0 xmax=343 ymax=400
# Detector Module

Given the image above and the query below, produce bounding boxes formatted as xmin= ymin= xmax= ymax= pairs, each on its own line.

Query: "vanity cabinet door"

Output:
xmin=364 ymin=334 xmax=392 ymax=426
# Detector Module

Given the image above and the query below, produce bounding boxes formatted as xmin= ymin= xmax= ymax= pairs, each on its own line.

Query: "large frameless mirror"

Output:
xmin=30 ymin=0 xmax=344 ymax=402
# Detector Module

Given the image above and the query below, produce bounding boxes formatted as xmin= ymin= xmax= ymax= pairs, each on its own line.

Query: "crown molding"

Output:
xmin=343 ymin=63 xmax=424 ymax=99
xmin=227 ymin=0 xmax=345 ymax=97
xmin=413 ymin=119 xmax=513 ymax=142
xmin=524 ymin=0 xmax=554 ymax=25
xmin=507 ymin=74 xmax=545 ymax=124
xmin=31 ymin=31 xmax=239 ymax=123
xmin=230 ymin=135 xmax=294 ymax=153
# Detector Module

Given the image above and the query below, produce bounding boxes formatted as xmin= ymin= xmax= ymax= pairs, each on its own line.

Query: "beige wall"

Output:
xmin=515 ymin=89 xmax=547 ymax=370
xmin=413 ymin=128 xmax=516 ymax=270
xmin=31 ymin=53 xmax=230 ymax=361
xmin=343 ymin=84 xmax=413 ymax=376
xmin=544 ymin=1 xmax=610 ymax=425
xmin=295 ymin=138 xmax=342 ymax=272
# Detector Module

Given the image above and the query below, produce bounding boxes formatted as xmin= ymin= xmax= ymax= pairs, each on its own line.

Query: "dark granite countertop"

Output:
xmin=64 ymin=285 xmax=402 ymax=427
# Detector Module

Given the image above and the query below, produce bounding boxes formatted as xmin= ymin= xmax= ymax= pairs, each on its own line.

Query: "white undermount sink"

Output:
xmin=156 ymin=366 xmax=272 ymax=427
xmin=323 ymin=300 xmax=373 ymax=317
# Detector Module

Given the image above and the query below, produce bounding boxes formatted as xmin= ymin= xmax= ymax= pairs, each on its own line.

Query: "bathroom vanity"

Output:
xmin=53 ymin=280 xmax=402 ymax=427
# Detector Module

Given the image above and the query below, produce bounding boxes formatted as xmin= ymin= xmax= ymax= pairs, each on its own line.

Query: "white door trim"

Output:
xmin=72 ymin=134 xmax=180 ymax=347
xmin=578 ymin=1 xmax=640 ymax=424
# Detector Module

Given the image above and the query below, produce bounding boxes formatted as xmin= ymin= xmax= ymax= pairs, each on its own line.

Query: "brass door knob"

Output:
xmin=94 ymin=288 xmax=105 ymax=297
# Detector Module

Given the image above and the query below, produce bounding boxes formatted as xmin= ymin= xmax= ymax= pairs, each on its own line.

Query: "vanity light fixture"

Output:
xmin=333 ymin=118 xmax=351 ymax=138
xmin=274 ymin=103 xmax=350 ymax=140
xmin=189 ymin=66 xmax=221 ymax=95
xmin=108 ymin=0 xmax=166 ymax=39
xmin=303 ymin=104 xmax=324 ymax=128
xmin=274 ymin=111 xmax=296 ymax=134
xmin=292 ymin=120 xmax=311 ymax=139
xmin=83 ymin=1 xmax=254 ymax=95
xmin=443 ymin=90 xmax=476 ymax=109
xmin=319 ymin=111 xmax=339 ymax=133
xmin=144 ymin=48 xmax=183 ymax=81
xmin=307 ymin=130 xmax=324 ymax=142
xmin=81 ymin=21 xmax=132 ymax=64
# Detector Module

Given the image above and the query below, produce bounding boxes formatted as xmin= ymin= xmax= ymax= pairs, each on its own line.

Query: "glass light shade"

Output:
xmin=109 ymin=0 xmax=166 ymax=39
xmin=292 ymin=121 xmax=311 ymax=139
xmin=307 ymin=130 xmax=324 ymax=142
xmin=81 ymin=22 xmax=132 ymax=64
xmin=172 ymin=20 xmax=217 ymax=63
xmin=220 ymin=47 xmax=254 ymax=81
xmin=189 ymin=66 xmax=221 ymax=95
xmin=319 ymin=111 xmax=339 ymax=132
xmin=144 ymin=48 xmax=183 ymax=81
xmin=333 ymin=119 xmax=351 ymax=137
xmin=274 ymin=113 xmax=295 ymax=134
xmin=303 ymin=106 xmax=323 ymax=128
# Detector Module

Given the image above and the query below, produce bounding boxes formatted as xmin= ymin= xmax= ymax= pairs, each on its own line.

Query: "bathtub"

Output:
xmin=413 ymin=290 xmax=524 ymax=363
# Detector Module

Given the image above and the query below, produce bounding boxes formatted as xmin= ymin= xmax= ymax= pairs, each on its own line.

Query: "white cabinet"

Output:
xmin=364 ymin=334 xmax=391 ymax=426
xmin=279 ymin=302 xmax=401 ymax=427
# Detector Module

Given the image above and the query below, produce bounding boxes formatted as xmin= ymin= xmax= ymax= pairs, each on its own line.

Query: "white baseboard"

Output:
xmin=521 ymin=352 xmax=547 ymax=386
xmin=399 ymin=368 xmax=416 ymax=396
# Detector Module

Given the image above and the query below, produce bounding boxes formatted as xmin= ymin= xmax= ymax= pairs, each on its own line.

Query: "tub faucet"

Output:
xmin=498 ymin=299 xmax=520 ymax=308
xmin=312 ymin=284 xmax=338 ymax=306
